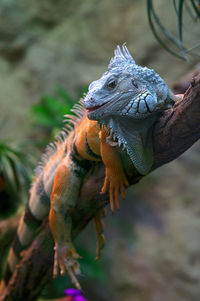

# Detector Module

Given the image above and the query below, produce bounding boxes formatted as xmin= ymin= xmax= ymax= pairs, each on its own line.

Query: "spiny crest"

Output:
xmin=35 ymin=100 xmax=86 ymax=176
xmin=108 ymin=44 xmax=135 ymax=71
xmin=63 ymin=100 xmax=86 ymax=133
xmin=34 ymin=135 xmax=66 ymax=177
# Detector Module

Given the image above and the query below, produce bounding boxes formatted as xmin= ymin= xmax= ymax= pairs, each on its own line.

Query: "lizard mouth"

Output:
xmin=86 ymin=102 xmax=108 ymax=113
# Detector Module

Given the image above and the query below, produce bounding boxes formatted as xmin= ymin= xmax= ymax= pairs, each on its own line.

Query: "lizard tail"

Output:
xmin=1 ymin=175 xmax=50 ymax=292
xmin=0 ymin=106 xmax=83 ymax=296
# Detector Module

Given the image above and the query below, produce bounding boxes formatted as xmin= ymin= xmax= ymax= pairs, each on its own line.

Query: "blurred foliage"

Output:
xmin=77 ymin=246 xmax=105 ymax=281
xmin=147 ymin=0 xmax=200 ymax=60
xmin=30 ymin=86 xmax=88 ymax=147
xmin=31 ymin=87 xmax=74 ymax=130
xmin=0 ymin=141 xmax=31 ymax=216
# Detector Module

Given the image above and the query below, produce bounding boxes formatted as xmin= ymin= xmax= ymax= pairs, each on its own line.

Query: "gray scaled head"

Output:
xmin=83 ymin=45 xmax=175 ymax=175
xmin=84 ymin=44 xmax=175 ymax=122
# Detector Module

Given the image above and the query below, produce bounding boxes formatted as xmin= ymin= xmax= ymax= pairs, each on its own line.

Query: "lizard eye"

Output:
xmin=132 ymin=79 xmax=138 ymax=88
xmin=107 ymin=79 xmax=117 ymax=89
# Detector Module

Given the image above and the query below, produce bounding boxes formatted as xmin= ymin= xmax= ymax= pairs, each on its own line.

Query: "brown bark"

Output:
xmin=172 ymin=64 xmax=200 ymax=94
xmin=0 ymin=215 xmax=20 ymax=280
xmin=1 ymin=73 xmax=200 ymax=300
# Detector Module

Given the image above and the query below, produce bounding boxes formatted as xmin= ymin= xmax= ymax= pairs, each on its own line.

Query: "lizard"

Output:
xmin=0 ymin=45 xmax=177 ymax=294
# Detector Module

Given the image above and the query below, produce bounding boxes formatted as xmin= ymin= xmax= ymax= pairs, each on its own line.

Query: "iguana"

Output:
xmin=0 ymin=45 xmax=177 ymax=294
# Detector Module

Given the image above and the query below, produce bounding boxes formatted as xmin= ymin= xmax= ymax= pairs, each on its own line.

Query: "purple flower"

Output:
xmin=64 ymin=288 xmax=87 ymax=301
xmin=64 ymin=288 xmax=82 ymax=297
xmin=74 ymin=296 xmax=86 ymax=301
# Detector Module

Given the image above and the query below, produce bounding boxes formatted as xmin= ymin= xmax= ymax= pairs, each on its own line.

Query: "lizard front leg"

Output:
xmin=99 ymin=129 xmax=129 ymax=213
xmin=49 ymin=154 xmax=84 ymax=289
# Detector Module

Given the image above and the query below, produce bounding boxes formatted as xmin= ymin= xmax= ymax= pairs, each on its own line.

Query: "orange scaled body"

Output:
xmin=0 ymin=110 xmax=128 ymax=294
xmin=49 ymin=113 xmax=128 ymax=289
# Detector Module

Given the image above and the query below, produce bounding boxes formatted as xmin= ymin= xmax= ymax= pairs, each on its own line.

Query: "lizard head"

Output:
xmin=83 ymin=45 xmax=176 ymax=175
xmin=84 ymin=45 xmax=175 ymax=122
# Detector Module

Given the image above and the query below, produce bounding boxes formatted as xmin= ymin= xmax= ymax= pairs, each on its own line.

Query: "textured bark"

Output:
xmin=154 ymin=73 xmax=200 ymax=167
xmin=1 ymin=73 xmax=200 ymax=300
xmin=0 ymin=215 xmax=20 ymax=280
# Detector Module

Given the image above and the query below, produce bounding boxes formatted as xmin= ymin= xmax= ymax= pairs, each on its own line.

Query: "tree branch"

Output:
xmin=2 ymin=74 xmax=200 ymax=300
xmin=154 ymin=73 xmax=200 ymax=167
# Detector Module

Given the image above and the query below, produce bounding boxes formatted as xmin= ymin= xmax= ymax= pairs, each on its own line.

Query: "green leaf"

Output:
xmin=1 ymin=156 xmax=15 ymax=195
xmin=56 ymin=86 xmax=74 ymax=106
xmin=6 ymin=156 xmax=20 ymax=192
xmin=31 ymin=94 xmax=73 ymax=129
xmin=42 ymin=96 xmax=71 ymax=117
xmin=79 ymin=85 xmax=89 ymax=98
xmin=147 ymin=0 xmax=200 ymax=60
xmin=147 ymin=0 xmax=185 ymax=59
xmin=190 ymin=0 xmax=200 ymax=18
xmin=0 ymin=142 xmax=31 ymax=194
xmin=31 ymin=105 xmax=56 ymax=127
xmin=77 ymin=247 xmax=105 ymax=281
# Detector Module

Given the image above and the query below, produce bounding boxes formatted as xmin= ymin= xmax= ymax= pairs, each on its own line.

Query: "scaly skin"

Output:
xmin=1 ymin=113 xmax=128 ymax=293
xmin=84 ymin=45 xmax=177 ymax=174
xmin=1 ymin=45 xmax=178 ymax=294
xmin=49 ymin=115 xmax=128 ymax=288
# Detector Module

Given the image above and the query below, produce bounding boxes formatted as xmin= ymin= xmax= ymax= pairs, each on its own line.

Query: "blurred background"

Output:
xmin=0 ymin=1 xmax=200 ymax=301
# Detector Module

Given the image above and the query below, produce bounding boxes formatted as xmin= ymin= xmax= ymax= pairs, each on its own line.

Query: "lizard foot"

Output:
xmin=101 ymin=167 xmax=129 ymax=213
xmin=53 ymin=243 xmax=82 ymax=290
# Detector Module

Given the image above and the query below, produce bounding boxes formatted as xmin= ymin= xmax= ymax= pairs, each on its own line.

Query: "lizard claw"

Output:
xmin=53 ymin=243 xmax=81 ymax=290
xmin=101 ymin=168 xmax=129 ymax=213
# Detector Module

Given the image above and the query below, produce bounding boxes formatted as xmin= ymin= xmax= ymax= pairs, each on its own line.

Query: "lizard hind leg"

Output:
xmin=94 ymin=208 xmax=106 ymax=261
xmin=49 ymin=154 xmax=88 ymax=290
xmin=50 ymin=207 xmax=82 ymax=290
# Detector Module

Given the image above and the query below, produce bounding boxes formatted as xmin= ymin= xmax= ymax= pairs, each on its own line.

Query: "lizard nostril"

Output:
xmin=90 ymin=97 xmax=95 ymax=102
